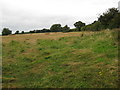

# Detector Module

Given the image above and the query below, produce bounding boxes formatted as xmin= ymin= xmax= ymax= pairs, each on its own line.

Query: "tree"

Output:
xmin=50 ymin=24 xmax=62 ymax=32
xmin=74 ymin=21 xmax=85 ymax=31
xmin=98 ymin=8 xmax=119 ymax=29
xmin=2 ymin=28 xmax=12 ymax=36
xmin=29 ymin=30 xmax=35 ymax=33
xmin=42 ymin=28 xmax=51 ymax=33
xmin=108 ymin=13 xmax=120 ymax=29
xmin=15 ymin=30 xmax=19 ymax=34
xmin=62 ymin=25 xmax=70 ymax=32
xmin=36 ymin=30 xmax=41 ymax=33
xmin=21 ymin=31 xmax=24 ymax=34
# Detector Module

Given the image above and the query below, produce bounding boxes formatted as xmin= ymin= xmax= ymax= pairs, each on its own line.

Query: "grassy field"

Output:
xmin=2 ymin=29 xmax=119 ymax=88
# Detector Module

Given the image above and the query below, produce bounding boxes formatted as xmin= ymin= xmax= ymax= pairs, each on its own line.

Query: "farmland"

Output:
xmin=2 ymin=29 xmax=119 ymax=88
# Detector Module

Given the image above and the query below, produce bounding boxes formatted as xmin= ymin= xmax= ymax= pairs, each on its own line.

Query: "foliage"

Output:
xmin=62 ymin=25 xmax=70 ymax=32
xmin=50 ymin=24 xmax=62 ymax=32
xmin=98 ymin=8 xmax=119 ymax=29
xmin=108 ymin=13 xmax=120 ymax=29
xmin=42 ymin=28 xmax=51 ymax=33
xmin=29 ymin=30 xmax=36 ymax=33
xmin=2 ymin=28 xmax=12 ymax=36
xmin=81 ymin=21 xmax=104 ymax=31
xmin=74 ymin=21 xmax=85 ymax=31
xmin=82 ymin=8 xmax=120 ymax=31
xmin=2 ymin=7 xmax=120 ymax=34
xmin=15 ymin=31 xmax=19 ymax=34
xmin=35 ymin=30 xmax=41 ymax=33
xmin=69 ymin=28 xmax=78 ymax=32
xmin=21 ymin=31 xmax=24 ymax=34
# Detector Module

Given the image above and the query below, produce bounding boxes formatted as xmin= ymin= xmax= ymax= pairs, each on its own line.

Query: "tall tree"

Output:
xmin=74 ymin=21 xmax=85 ymax=31
xmin=98 ymin=8 xmax=119 ymax=28
xmin=21 ymin=31 xmax=24 ymax=34
xmin=2 ymin=28 xmax=12 ymax=36
xmin=50 ymin=24 xmax=62 ymax=32
xmin=108 ymin=13 xmax=120 ymax=29
xmin=15 ymin=30 xmax=19 ymax=34
xmin=42 ymin=28 xmax=51 ymax=32
xmin=62 ymin=25 xmax=70 ymax=32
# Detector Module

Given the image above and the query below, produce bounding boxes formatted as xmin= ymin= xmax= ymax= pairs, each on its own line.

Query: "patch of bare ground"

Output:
xmin=26 ymin=62 xmax=48 ymax=74
xmin=108 ymin=66 xmax=118 ymax=74
xmin=2 ymin=83 xmax=19 ymax=88
xmin=2 ymin=77 xmax=17 ymax=86
xmin=66 ymin=61 xmax=86 ymax=66
xmin=95 ymin=62 xmax=105 ymax=67
xmin=94 ymin=54 xmax=106 ymax=58
xmin=2 ymin=77 xmax=16 ymax=81
xmin=72 ymin=49 xmax=92 ymax=55
xmin=3 ymin=58 xmax=18 ymax=64
xmin=24 ymin=62 xmax=55 ymax=76
xmin=22 ymin=48 xmax=39 ymax=55
xmin=94 ymin=61 xmax=118 ymax=73
xmin=62 ymin=61 xmax=87 ymax=73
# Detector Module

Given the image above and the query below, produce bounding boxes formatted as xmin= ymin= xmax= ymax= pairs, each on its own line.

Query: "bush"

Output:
xmin=2 ymin=28 xmax=12 ymax=36
xmin=15 ymin=31 xmax=19 ymax=34
xmin=98 ymin=8 xmax=119 ymax=29
xmin=69 ymin=28 xmax=78 ymax=32
xmin=50 ymin=24 xmax=62 ymax=32
xmin=62 ymin=25 xmax=70 ymax=32
xmin=74 ymin=21 xmax=85 ymax=31
xmin=21 ymin=31 xmax=24 ymax=34
xmin=108 ymin=13 xmax=120 ymax=29
xmin=81 ymin=21 xmax=104 ymax=31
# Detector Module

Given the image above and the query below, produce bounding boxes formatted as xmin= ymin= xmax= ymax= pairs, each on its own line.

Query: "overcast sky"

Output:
xmin=0 ymin=0 xmax=119 ymax=33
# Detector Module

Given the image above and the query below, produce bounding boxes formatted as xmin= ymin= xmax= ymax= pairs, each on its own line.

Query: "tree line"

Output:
xmin=2 ymin=8 xmax=120 ymax=36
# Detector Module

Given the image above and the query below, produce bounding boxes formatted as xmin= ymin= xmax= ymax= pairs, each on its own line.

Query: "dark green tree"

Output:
xmin=15 ymin=30 xmax=19 ymax=34
xmin=98 ymin=8 xmax=119 ymax=29
xmin=29 ymin=30 xmax=35 ymax=33
xmin=42 ymin=28 xmax=51 ymax=32
xmin=50 ymin=24 xmax=62 ymax=32
xmin=35 ymin=30 xmax=41 ymax=33
xmin=2 ymin=28 xmax=12 ymax=36
xmin=62 ymin=25 xmax=70 ymax=32
xmin=21 ymin=31 xmax=24 ymax=34
xmin=74 ymin=21 xmax=85 ymax=31
xmin=108 ymin=13 xmax=120 ymax=29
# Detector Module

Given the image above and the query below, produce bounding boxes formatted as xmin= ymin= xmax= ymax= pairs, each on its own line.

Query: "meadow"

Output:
xmin=2 ymin=29 xmax=119 ymax=88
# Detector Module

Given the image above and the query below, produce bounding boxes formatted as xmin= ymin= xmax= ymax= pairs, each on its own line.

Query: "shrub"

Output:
xmin=2 ymin=28 xmax=12 ymax=36
xmin=74 ymin=21 xmax=86 ymax=31
xmin=81 ymin=21 xmax=104 ymax=31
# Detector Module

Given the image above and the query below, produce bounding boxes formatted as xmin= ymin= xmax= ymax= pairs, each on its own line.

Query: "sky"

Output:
xmin=0 ymin=0 xmax=119 ymax=33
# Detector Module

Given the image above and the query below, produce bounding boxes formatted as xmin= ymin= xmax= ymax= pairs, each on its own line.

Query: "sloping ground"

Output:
xmin=2 ymin=29 xmax=119 ymax=88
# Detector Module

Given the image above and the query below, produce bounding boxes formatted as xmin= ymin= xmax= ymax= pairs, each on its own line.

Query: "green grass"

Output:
xmin=2 ymin=29 xmax=119 ymax=88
